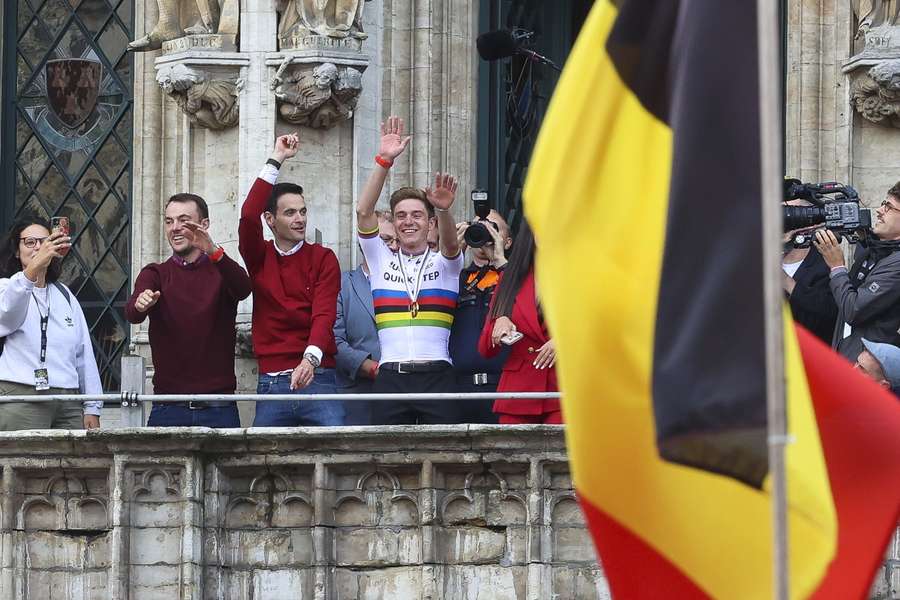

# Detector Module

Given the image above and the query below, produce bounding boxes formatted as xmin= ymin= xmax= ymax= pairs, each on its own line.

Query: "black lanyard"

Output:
xmin=32 ymin=289 xmax=50 ymax=365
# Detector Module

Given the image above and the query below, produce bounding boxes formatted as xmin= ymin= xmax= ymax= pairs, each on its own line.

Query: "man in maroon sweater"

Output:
xmin=239 ymin=133 xmax=344 ymax=426
xmin=125 ymin=193 xmax=253 ymax=426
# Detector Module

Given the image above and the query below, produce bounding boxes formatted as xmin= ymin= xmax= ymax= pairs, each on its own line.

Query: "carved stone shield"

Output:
xmin=45 ymin=59 xmax=101 ymax=128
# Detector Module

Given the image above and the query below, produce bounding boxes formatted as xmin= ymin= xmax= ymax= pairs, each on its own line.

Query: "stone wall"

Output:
xmin=0 ymin=426 xmax=607 ymax=600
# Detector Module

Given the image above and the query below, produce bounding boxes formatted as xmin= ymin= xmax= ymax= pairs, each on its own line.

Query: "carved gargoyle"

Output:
xmin=272 ymin=62 xmax=363 ymax=129
xmin=156 ymin=64 xmax=241 ymax=130
xmin=850 ymin=59 xmax=900 ymax=127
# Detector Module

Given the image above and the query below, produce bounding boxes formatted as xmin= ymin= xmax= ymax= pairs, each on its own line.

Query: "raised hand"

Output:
xmin=425 ymin=172 xmax=458 ymax=211
xmin=182 ymin=221 xmax=216 ymax=255
xmin=272 ymin=132 xmax=300 ymax=162
xmin=379 ymin=116 xmax=411 ymax=161
xmin=24 ymin=231 xmax=69 ymax=282
xmin=455 ymin=222 xmax=469 ymax=253
xmin=485 ymin=220 xmax=507 ymax=266
xmin=134 ymin=289 xmax=161 ymax=313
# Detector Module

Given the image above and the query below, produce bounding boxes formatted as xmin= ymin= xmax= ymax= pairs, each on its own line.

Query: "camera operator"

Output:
xmin=449 ymin=208 xmax=512 ymax=423
xmin=814 ymin=182 xmax=900 ymax=360
xmin=782 ymin=199 xmax=838 ymax=344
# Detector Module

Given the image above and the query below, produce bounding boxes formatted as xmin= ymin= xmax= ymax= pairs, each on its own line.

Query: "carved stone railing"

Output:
xmin=0 ymin=425 xmax=607 ymax=599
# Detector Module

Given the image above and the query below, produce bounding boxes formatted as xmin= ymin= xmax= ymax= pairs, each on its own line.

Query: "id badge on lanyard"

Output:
xmin=34 ymin=293 xmax=50 ymax=391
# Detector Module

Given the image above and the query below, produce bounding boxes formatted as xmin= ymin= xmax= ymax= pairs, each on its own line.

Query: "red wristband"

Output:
xmin=374 ymin=155 xmax=393 ymax=169
xmin=370 ymin=361 xmax=379 ymax=378
xmin=209 ymin=246 xmax=225 ymax=263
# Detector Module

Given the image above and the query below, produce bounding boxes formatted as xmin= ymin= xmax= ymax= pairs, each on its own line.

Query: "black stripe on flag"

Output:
xmin=607 ymin=0 xmax=769 ymax=488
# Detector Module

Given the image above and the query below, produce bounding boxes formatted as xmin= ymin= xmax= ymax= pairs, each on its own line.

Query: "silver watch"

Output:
xmin=303 ymin=352 xmax=321 ymax=369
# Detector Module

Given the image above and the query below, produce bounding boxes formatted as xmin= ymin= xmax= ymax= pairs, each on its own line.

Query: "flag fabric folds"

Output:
xmin=525 ymin=0 xmax=900 ymax=597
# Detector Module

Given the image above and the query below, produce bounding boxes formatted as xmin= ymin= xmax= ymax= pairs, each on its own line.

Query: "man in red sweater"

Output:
xmin=239 ymin=133 xmax=343 ymax=426
xmin=125 ymin=193 xmax=253 ymax=426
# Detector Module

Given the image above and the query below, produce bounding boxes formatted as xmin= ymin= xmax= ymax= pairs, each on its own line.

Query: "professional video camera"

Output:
xmin=783 ymin=178 xmax=872 ymax=248
xmin=464 ymin=189 xmax=499 ymax=248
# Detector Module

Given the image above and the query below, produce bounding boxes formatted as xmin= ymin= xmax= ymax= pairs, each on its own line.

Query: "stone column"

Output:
xmin=372 ymin=0 xmax=479 ymax=221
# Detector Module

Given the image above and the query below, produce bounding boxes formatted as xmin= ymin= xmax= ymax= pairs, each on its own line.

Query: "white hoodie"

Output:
xmin=0 ymin=272 xmax=102 ymax=416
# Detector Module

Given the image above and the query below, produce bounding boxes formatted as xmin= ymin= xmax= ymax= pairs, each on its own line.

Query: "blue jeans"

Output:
xmin=253 ymin=369 xmax=345 ymax=426
xmin=147 ymin=403 xmax=241 ymax=427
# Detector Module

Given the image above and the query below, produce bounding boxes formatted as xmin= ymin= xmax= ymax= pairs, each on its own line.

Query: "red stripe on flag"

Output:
xmin=577 ymin=494 xmax=711 ymax=599
xmin=797 ymin=326 xmax=900 ymax=600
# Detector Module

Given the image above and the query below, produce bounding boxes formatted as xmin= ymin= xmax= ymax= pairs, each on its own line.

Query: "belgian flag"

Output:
xmin=525 ymin=1 xmax=900 ymax=598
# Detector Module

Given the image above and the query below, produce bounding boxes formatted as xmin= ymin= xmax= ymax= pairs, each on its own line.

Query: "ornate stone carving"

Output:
xmin=276 ymin=0 xmax=367 ymax=51
xmin=851 ymin=62 xmax=900 ymax=127
xmin=128 ymin=0 xmax=240 ymax=52
xmin=156 ymin=64 xmax=241 ymax=130
xmin=854 ymin=0 xmax=900 ymax=39
xmin=19 ymin=473 xmax=109 ymax=530
xmin=272 ymin=61 xmax=362 ymax=128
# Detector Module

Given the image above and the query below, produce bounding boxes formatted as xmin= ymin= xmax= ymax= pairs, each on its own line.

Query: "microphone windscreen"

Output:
xmin=477 ymin=30 xmax=518 ymax=61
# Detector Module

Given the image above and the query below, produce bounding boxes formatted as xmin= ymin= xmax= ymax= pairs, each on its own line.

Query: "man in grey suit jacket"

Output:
xmin=334 ymin=214 xmax=397 ymax=424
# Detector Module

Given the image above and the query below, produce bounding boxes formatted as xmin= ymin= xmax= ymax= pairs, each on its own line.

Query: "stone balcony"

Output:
xmin=0 ymin=425 xmax=608 ymax=600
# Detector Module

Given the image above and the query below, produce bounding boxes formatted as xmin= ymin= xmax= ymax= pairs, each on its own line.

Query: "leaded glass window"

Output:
xmin=2 ymin=0 xmax=133 ymax=390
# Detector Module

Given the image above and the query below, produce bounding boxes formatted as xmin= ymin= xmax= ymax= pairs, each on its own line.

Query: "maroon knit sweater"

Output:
xmin=238 ymin=176 xmax=341 ymax=373
xmin=125 ymin=253 xmax=252 ymax=394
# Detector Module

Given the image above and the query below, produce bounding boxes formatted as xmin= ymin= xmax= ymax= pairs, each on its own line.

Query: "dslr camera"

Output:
xmin=783 ymin=178 xmax=872 ymax=248
xmin=464 ymin=189 xmax=500 ymax=248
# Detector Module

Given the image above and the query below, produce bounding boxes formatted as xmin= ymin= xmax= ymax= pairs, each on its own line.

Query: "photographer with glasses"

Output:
xmin=814 ymin=182 xmax=900 ymax=360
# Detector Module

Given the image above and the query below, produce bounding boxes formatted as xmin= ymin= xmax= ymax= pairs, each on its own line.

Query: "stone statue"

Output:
xmin=850 ymin=59 xmax=900 ymax=127
xmin=128 ymin=0 xmax=238 ymax=51
xmin=853 ymin=0 xmax=900 ymax=38
xmin=156 ymin=64 xmax=241 ymax=129
xmin=272 ymin=62 xmax=363 ymax=129
xmin=277 ymin=0 xmax=368 ymax=45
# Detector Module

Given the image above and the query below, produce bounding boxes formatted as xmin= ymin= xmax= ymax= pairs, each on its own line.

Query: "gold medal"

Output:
xmin=410 ymin=301 xmax=419 ymax=318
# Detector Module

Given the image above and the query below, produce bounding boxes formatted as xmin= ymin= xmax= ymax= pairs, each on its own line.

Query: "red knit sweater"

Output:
xmin=238 ymin=175 xmax=341 ymax=372
xmin=125 ymin=253 xmax=253 ymax=394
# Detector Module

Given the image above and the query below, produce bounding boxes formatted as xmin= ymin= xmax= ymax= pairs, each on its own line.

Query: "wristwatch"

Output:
xmin=303 ymin=352 xmax=321 ymax=369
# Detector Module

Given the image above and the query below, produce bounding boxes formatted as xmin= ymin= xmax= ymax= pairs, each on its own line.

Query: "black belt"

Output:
xmin=379 ymin=361 xmax=451 ymax=374
xmin=456 ymin=372 xmax=500 ymax=386
xmin=166 ymin=401 xmax=234 ymax=410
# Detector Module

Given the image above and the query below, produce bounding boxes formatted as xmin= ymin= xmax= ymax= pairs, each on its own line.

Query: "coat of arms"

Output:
xmin=45 ymin=58 xmax=101 ymax=128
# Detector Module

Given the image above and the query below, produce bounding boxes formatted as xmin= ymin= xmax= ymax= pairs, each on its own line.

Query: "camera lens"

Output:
xmin=464 ymin=222 xmax=492 ymax=248
xmin=783 ymin=205 xmax=824 ymax=231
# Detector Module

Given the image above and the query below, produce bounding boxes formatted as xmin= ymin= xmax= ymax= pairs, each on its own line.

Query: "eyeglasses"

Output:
xmin=19 ymin=236 xmax=47 ymax=249
xmin=881 ymin=199 xmax=900 ymax=214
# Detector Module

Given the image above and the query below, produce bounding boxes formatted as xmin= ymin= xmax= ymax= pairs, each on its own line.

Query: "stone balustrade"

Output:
xmin=0 ymin=425 xmax=608 ymax=599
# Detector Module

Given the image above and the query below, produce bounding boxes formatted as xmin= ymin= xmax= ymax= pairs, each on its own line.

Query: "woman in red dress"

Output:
xmin=477 ymin=221 xmax=560 ymax=424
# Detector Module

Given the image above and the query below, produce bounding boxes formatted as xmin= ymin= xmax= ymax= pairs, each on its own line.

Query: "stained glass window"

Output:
xmin=3 ymin=0 xmax=133 ymax=390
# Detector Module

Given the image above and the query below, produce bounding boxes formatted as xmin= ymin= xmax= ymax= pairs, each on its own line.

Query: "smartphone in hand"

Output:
xmin=50 ymin=216 xmax=70 ymax=257
xmin=500 ymin=331 xmax=523 ymax=346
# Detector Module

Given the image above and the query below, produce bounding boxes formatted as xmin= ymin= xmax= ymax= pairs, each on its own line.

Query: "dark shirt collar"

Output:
xmin=170 ymin=252 xmax=210 ymax=269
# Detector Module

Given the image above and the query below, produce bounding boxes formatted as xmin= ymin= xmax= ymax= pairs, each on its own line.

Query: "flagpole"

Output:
xmin=757 ymin=0 xmax=790 ymax=598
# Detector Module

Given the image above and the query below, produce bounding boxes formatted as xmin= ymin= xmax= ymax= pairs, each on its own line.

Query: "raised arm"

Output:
xmin=426 ymin=172 xmax=461 ymax=258
xmin=239 ymin=133 xmax=300 ymax=273
xmin=357 ymin=116 xmax=411 ymax=234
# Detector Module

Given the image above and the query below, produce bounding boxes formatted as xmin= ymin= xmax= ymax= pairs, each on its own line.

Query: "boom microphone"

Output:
xmin=476 ymin=30 xmax=521 ymax=61
xmin=476 ymin=28 xmax=561 ymax=72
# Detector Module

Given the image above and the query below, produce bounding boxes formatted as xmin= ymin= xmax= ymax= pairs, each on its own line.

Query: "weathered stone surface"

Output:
xmin=0 ymin=426 xmax=604 ymax=598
